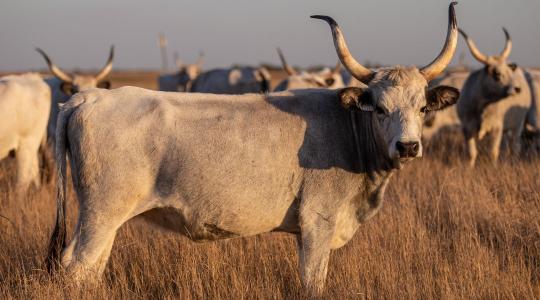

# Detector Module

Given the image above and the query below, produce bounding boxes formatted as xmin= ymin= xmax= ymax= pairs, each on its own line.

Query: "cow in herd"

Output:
xmin=0 ymin=1 xmax=537 ymax=296
xmin=273 ymin=47 xmax=345 ymax=91
xmin=44 ymin=3 xmax=460 ymax=296
xmin=0 ymin=73 xmax=50 ymax=194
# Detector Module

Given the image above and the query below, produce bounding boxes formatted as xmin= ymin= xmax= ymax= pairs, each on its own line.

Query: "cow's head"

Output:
xmin=175 ymin=51 xmax=204 ymax=92
xmin=36 ymin=46 xmax=114 ymax=96
xmin=313 ymin=2 xmax=459 ymax=167
xmin=277 ymin=47 xmax=344 ymax=89
xmin=459 ymin=28 xmax=521 ymax=99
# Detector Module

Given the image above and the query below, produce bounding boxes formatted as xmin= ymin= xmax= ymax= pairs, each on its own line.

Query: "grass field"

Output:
xmin=0 ymin=72 xmax=539 ymax=299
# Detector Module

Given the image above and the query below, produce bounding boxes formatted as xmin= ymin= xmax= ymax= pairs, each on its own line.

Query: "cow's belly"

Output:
xmin=141 ymin=194 xmax=298 ymax=241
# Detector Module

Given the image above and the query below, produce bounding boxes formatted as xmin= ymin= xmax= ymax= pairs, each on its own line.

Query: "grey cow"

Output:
xmin=158 ymin=52 xmax=204 ymax=92
xmin=273 ymin=47 xmax=344 ymax=91
xmin=0 ymin=73 xmax=50 ymax=194
xmin=457 ymin=28 xmax=531 ymax=166
xmin=47 ymin=3 xmax=459 ymax=296
xmin=190 ymin=66 xmax=271 ymax=94
xmin=36 ymin=47 xmax=114 ymax=143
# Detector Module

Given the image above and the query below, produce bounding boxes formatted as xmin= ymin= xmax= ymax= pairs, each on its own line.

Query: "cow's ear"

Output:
xmin=426 ymin=85 xmax=460 ymax=111
xmin=60 ymin=82 xmax=75 ymax=96
xmin=508 ymin=62 xmax=518 ymax=71
xmin=97 ymin=81 xmax=111 ymax=89
xmin=338 ymin=87 xmax=373 ymax=112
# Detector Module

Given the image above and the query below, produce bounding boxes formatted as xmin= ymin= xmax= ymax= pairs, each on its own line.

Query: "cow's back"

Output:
xmin=158 ymin=73 xmax=179 ymax=92
xmin=191 ymin=68 xmax=264 ymax=94
xmin=66 ymin=87 xmax=346 ymax=237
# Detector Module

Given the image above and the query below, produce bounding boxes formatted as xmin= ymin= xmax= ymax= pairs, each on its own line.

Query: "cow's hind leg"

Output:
xmin=63 ymin=210 xmax=125 ymax=282
xmin=298 ymin=208 xmax=335 ymax=297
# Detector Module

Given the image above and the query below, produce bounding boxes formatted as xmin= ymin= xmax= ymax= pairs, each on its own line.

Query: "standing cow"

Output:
xmin=158 ymin=52 xmax=204 ymax=92
xmin=273 ymin=48 xmax=344 ymax=91
xmin=190 ymin=66 xmax=271 ymax=94
xmin=47 ymin=3 xmax=459 ymax=296
xmin=457 ymin=28 xmax=530 ymax=166
xmin=36 ymin=47 xmax=114 ymax=142
xmin=0 ymin=73 xmax=50 ymax=194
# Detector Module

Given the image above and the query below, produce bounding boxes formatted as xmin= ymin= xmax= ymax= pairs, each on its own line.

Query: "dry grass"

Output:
xmin=1 ymin=73 xmax=540 ymax=299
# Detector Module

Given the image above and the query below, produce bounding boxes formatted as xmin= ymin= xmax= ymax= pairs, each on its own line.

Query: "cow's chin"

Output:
xmin=392 ymin=156 xmax=416 ymax=169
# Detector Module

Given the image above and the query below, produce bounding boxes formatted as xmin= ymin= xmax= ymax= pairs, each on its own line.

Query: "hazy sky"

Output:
xmin=0 ymin=0 xmax=538 ymax=72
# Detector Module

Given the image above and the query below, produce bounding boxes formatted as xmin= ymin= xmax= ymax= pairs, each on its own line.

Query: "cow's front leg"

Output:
xmin=297 ymin=205 xmax=336 ymax=297
xmin=488 ymin=128 xmax=503 ymax=164
xmin=463 ymin=127 xmax=478 ymax=167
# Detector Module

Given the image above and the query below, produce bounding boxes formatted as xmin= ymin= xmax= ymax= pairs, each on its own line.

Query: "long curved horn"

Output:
xmin=35 ymin=48 xmax=73 ymax=83
xmin=276 ymin=47 xmax=297 ymax=76
xmin=95 ymin=45 xmax=114 ymax=82
xmin=332 ymin=60 xmax=342 ymax=75
xmin=458 ymin=28 xmax=488 ymax=65
xmin=500 ymin=27 xmax=512 ymax=60
xmin=310 ymin=15 xmax=374 ymax=84
xmin=420 ymin=2 xmax=459 ymax=81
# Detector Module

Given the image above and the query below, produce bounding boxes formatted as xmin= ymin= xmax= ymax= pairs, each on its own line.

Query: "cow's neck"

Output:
xmin=349 ymin=111 xmax=395 ymax=222
xmin=350 ymin=111 xmax=394 ymax=177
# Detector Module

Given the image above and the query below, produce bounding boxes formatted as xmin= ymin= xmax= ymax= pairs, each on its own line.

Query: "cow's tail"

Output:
xmin=46 ymin=95 xmax=84 ymax=273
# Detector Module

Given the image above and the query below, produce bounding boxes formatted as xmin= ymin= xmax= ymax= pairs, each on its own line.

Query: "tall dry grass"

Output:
xmin=1 ymin=76 xmax=539 ymax=299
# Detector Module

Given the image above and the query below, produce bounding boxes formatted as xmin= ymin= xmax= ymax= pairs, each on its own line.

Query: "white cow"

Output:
xmin=457 ymin=28 xmax=531 ymax=166
xmin=0 ymin=73 xmax=50 ymax=193
xmin=46 ymin=3 xmax=459 ymax=296
xmin=36 ymin=47 xmax=114 ymax=142
xmin=158 ymin=52 xmax=204 ymax=92
xmin=273 ymin=47 xmax=344 ymax=91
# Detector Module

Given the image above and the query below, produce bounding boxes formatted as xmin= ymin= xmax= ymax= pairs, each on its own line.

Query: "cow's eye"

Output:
xmin=420 ymin=106 xmax=427 ymax=113
xmin=325 ymin=78 xmax=335 ymax=86
xmin=375 ymin=106 xmax=386 ymax=115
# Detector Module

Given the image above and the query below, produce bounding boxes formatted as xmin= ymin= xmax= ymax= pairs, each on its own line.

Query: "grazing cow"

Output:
xmin=457 ymin=28 xmax=531 ymax=166
xmin=36 ymin=47 xmax=114 ymax=142
xmin=47 ymin=3 xmax=459 ymax=296
xmin=158 ymin=52 xmax=204 ymax=92
xmin=273 ymin=48 xmax=344 ymax=91
xmin=423 ymin=70 xmax=469 ymax=141
xmin=190 ymin=66 xmax=271 ymax=94
xmin=0 ymin=73 xmax=50 ymax=193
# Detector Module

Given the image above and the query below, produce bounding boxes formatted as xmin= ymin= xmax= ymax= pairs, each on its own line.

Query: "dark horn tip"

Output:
xmin=458 ymin=28 xmax=467 ymax=38
xmin=310 ymin=15 xmax=337 ymax=26
xmin=449 ymin=2 xmax=458 ymax=28
xmin=35 ymin=48 xmax=52 ymax=64
xmin=502 ymin=27 xmax=511 ymax=39
xmin=108 ymin=45 xmax=115 ymax=60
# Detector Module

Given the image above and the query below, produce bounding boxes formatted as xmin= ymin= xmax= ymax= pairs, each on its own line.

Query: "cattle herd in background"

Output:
xmin=0 ymin=2 xmax=538 ymax=297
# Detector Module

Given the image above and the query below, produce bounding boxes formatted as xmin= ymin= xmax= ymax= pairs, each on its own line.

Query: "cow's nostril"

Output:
xmin=396 ymin=141 xmax=419 ymax=157
xmin=515 ymin=87 xmax=521 ymax=93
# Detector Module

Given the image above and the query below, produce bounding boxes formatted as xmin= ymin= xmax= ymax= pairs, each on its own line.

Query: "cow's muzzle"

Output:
xmin=396 ymin=141 xmax=420 ymax=158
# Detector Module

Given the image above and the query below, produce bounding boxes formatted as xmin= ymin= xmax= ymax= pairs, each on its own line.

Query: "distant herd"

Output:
xmin=1 ymin=2 xmax=538 ymax=296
